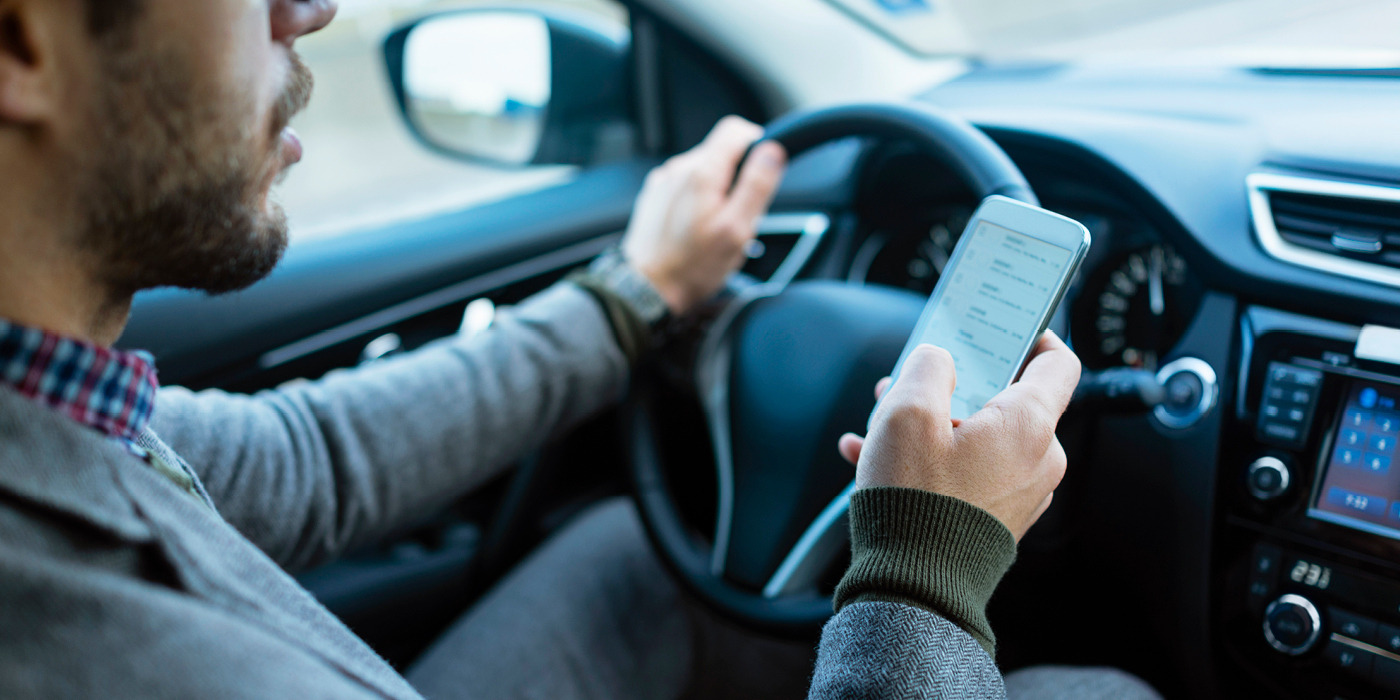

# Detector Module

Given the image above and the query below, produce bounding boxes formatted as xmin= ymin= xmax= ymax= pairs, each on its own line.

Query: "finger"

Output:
xmin=837 ymin=433 xmax=864 ymax=466
xmin=874 ymin=376 xmax=893 ymax=400
xmin=722 ymin=141 xmax=787 ymax=226
xmin=879 ymin=345 xmax=956 ymax=430
xmin=996 ymin=330 xmax=1082 ymax=423
xmin=701 ymin=115 xmax=764 ymax=151
xmin=698 ymin=116 xmax=765 ymax=180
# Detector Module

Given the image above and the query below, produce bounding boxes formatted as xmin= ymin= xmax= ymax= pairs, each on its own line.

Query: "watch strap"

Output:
xmin=567 ymin=248 xmax=670 ymax=363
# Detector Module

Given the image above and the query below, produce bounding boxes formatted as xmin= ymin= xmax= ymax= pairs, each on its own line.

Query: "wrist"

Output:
xmin=627 ymin=260 xmax=692 ymax=316
xmin=835 ymin=486 xmax=1017 ymax=656
xmin=584 ymin=248 xmax=671 ymax=325
xmin=567 ymin=248 xmax=671 ymax=364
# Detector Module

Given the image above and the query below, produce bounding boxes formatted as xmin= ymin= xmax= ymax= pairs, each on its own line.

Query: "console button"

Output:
xmin=1246 ymin=543 xmax=1283 ymax=612
xmin=1330 ymin=607 xmax=1378 ymax=643
xmin=1323 ymin=640 xmax=1375 ymax=679
xmin=1165 ymin=372 xmax=1203 ymax=411
xmin=1154 ymin=358 xmax=1218 ymax=430
xmin=1264 ymin=594 xmax=1321 ymax=655
xmin=1258 ymin=363 xmax=1323 ymax=447
xmin=1378 ymin=623 xmax=1400 ymax=654
xmin=1261 ymin=422 xmax=1301 ymax=442
xmin=1251 ymin=543 xmax=1283 ymax=579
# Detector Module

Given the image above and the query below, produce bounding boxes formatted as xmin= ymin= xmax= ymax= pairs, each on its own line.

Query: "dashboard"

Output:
xmin=754 ymin=59 xmax=1400 ymax=700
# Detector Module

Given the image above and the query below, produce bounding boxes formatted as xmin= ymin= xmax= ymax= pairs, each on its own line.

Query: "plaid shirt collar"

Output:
xmin=0 ymin=319 xmax=158 ymax=450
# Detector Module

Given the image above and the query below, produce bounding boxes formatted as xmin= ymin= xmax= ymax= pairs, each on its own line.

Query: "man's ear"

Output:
xmin=0 ymin=0 xmax=56 ymax=125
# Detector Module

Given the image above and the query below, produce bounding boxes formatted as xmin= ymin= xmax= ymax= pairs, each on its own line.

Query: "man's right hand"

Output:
xmin=837 ymin=332 xmax=1082 ymax=541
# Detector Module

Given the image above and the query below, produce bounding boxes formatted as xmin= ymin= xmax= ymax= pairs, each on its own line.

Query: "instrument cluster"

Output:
xmin=849 ymin=203 xmax=1205 ymax=372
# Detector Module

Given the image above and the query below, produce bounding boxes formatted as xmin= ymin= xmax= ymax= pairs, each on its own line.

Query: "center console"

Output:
xmin=1220 ymin=307 xmax=1400 ymax=698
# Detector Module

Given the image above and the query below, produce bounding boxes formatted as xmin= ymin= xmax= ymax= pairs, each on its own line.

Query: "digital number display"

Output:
xmin=1311 ymin=380 xmax=1400 ymax=541
xmin=1288 ymin=559 xmax=1333 ymax=590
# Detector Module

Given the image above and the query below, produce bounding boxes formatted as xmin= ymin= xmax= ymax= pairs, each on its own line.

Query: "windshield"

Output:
xmin=832 ymin=0 xmax=1400 ymax=64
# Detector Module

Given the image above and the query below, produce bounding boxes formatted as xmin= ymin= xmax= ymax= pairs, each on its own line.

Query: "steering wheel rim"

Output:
xmin=628 ymin=101 xmax=1038 ymax=635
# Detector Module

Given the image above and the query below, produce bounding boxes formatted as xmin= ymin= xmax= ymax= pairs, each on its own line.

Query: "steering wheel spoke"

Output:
xmin=763 ymin=481 xmax=854 ymax=598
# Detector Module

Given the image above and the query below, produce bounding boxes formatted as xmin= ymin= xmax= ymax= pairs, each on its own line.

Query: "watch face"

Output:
xmin=595 ymin=252 xmax=667 ymax=323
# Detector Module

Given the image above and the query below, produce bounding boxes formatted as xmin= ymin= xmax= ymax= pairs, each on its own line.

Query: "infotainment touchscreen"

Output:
xmin=1310 ymin=380 xmax=1400 ymax=540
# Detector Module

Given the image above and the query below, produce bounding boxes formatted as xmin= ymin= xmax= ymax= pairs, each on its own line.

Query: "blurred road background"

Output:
xmin=281 ymin=0 xmax=1400 ymax=242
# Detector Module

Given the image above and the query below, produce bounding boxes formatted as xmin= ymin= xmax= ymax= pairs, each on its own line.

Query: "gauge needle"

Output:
xmin=1149 ymin=246 xmax=1166 ymax=317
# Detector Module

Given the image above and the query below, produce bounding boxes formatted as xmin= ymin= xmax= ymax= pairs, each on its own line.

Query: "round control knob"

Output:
xmin=1264 ymin=594 xmax=1321 ymax=656
xmin=1247 ymin=456 xmax=1291 ymax=501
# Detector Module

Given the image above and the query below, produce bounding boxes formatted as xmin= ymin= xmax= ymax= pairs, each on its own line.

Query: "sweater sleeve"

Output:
xmin=836 ymin=487 xmax=1017 ymax=655
xmin=807 ymin=487 xmax=1017 ymax=699
xmin=149 ymin=282 xmax=629 ymax=573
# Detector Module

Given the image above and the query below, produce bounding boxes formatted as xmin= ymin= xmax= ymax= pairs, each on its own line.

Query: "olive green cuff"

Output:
xmin=566 ymin=275 xmax=653 ymax=365
xmin=834 ymin=487 xmax=1017 ymax=657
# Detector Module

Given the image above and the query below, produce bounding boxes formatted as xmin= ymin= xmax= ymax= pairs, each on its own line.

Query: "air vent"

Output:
xmin=740 ymin=213 xmax=829 ymax=288
xmin=1248 ymin=173 xmax=1400 ymax=287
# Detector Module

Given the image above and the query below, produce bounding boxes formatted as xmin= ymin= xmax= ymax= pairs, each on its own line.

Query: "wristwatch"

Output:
xmin=583 ymin=247 xmax=671 ymax=328
xmin=568 ymin=247 xmax=672 ymax=363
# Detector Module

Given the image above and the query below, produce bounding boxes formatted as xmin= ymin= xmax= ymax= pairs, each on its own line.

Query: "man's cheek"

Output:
xmin=203 ymin=0 xmax=280 ymax=130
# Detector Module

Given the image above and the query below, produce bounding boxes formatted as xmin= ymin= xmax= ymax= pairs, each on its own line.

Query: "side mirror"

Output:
xmin=384 ymin=9 xmax=634 ymax=167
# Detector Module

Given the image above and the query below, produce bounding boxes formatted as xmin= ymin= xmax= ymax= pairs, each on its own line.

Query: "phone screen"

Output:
xmin=914 ymin=220 xmax=1076 ymax=419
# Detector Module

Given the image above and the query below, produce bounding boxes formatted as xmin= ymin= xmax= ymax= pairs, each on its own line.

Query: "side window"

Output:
xmin=283 ymin=0 xmax=629 ymax=242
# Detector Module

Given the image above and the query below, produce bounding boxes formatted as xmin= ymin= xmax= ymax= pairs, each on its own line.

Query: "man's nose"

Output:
xmin=271 ymin=0 xmax=338 ymax=47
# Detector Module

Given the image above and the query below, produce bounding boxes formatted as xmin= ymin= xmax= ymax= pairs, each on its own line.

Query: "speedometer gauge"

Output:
xmin=849 ymin=206 xmax=973 ymax=295
xmin=1073 ymin=244 xmax=1204 ymax=371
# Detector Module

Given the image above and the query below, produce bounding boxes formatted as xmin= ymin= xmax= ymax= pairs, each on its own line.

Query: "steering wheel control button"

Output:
xmin=1322 ymin=639 xmax=1375 ymax=680
xmin=1153 ymin=357 xmax=1218 ymax=429
xmin=1264 ymin=594 xmax=1322 ymax=655
xmin=1256 ymin=362 xmax=1323 ymax=448
xmin=1246 ymin=457 xmax=1291 ymax=501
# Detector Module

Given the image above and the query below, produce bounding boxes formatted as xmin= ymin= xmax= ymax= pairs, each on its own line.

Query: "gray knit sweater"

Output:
xmin=0 ymin=283 xmax=1005 ymax=698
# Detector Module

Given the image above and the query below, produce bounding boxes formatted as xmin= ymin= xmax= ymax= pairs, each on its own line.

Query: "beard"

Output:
xmin=75 ymin=41 xmax=313 ymax=297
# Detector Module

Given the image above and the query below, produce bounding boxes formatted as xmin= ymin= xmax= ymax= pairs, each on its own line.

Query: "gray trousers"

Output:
xmin=406 ymin=498 xmax=1160 ymax=700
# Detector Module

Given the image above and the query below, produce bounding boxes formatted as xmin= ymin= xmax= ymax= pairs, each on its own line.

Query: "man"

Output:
xmin=0 ymin=0 xmax=1160 ymax=697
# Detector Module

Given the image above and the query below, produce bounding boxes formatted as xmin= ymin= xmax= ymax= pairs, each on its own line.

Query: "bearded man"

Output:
xmin=0 ymin=0 xmax=1160 ymax=698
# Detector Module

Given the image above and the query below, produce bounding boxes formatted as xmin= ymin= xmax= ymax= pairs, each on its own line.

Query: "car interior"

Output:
xmin=117 ymin=1 xmax=1400 ymax=697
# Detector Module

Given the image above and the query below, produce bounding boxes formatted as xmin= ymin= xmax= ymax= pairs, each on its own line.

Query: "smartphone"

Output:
xmin=875 ymin=195 xmax=1092 ymax=423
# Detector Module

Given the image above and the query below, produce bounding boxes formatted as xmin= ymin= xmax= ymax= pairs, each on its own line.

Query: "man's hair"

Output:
xmin=83 ymin=0 xmax=144 ymax=36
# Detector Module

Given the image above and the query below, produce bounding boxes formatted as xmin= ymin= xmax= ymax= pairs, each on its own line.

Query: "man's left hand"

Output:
xmin=621 ymin=116 xmax=788 ymax=315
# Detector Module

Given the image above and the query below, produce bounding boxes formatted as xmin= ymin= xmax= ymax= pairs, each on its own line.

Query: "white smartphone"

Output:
xmin=875 ymin=195 xmax=1092 ymax=423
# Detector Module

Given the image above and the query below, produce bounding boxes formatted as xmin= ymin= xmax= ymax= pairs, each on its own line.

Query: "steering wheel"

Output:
xmin=628 ymin=102 xmax=1038 ymax=635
